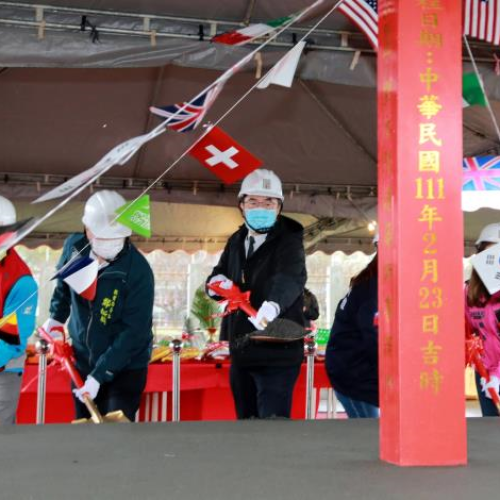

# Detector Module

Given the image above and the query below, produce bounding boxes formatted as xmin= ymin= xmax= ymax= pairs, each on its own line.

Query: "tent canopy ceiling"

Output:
xmin=1 ymin=1 xmax=500 ymax=252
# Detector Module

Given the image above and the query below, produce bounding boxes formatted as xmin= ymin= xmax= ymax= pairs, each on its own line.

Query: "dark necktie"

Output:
xmin=247 ymin=236 xmax=255 ymax=259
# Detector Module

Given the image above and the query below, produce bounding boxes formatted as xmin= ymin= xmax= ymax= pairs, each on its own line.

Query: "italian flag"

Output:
xmin=463 ymin=72 xmax=487 ymax=107
xmin=212 ymin=14 xmax=297 ymax=46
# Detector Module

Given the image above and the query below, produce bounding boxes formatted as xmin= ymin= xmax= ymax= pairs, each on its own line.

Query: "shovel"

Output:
xmin=207 ymin=282 xmax=307 ymax=343
xmin=37 ymin=328 xmax=129 ymax=423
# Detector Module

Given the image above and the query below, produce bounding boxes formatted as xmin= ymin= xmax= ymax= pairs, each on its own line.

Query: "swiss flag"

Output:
xmin=189 ymin=126 xmax=262 ymax=184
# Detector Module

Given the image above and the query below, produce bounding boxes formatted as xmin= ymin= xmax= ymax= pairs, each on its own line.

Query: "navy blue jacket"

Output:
xmin=325 ymin=275 xmax=379 ymax=406
xmin=50 ymin=233 xmax=154 ymax=383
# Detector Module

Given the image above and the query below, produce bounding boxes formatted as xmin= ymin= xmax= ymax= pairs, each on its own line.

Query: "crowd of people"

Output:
xmin=0 ymin=168 xmax=498 ymax=424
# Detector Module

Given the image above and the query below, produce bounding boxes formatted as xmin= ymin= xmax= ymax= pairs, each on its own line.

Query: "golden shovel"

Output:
xmin=72 ymin=394 xmax=130 ymax=424
xmin=37 ymin=327 xmax=130 ymax=424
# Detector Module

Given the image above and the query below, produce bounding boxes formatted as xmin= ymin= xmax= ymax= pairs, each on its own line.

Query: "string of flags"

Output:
xmin=0 ymin=0 xmax=333 ymax=262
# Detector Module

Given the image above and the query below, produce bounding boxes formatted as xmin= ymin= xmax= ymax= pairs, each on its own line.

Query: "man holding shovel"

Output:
xmin=43 ymin=190 xmax=154 ymax=422
xmin=207 ymin=169 xmax=307 ymax=419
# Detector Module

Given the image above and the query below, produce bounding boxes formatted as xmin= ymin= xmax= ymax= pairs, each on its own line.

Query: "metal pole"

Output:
xmin=35 ymin=338 xmax=50 ymax=425
xmin=304 ymin=336 xmax=316 ymax=420
xmin=171 ymin=338 xmax=183 ymax=422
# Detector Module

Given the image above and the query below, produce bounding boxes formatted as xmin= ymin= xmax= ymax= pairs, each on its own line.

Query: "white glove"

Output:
xmin=73 ymin=375 xmax=100 ymax=403
xmin=481 ymin=375 xmax=500 ymax=399
xmin=249 ymin=301 xmax=280 ymax=331
xmin=41 ymin=318 xmax=66 ymax=340
xmin=207 ymin=274 xmax=233 ymax=297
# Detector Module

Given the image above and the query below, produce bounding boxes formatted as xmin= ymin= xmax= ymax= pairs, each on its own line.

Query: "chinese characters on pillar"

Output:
xmin=417 ymin=0 xmax=444 ymax=395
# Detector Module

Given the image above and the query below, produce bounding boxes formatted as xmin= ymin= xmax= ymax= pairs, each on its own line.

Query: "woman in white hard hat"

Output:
xmin=207 ymin=169 xmax=307 ymax=419
xmin=43 ymin=190 xmax=154 ymax=421
xmin=0 ymin=196 xmax=38 ymax=424
xmin=465 ymin=222 xmax=500 ymax=417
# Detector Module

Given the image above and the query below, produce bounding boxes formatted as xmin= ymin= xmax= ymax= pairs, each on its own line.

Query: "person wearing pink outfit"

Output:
xmin=465 ymin=223 xmax=500 ymax=416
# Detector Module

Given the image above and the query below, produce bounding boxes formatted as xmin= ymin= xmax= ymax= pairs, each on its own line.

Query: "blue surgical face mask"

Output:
xmin=245 ymin=208 xmax=277 ymax=233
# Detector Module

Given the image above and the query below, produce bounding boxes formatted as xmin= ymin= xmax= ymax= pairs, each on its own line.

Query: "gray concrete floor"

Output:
xmin=1 ymin=418 xmax=498 ymax=500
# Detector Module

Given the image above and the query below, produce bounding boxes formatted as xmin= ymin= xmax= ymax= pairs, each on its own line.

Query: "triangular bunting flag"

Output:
xmin=115 ymin=195 xmax=152 ymax=238
xmin=463 ymin=72 xmax=487 ymax=108
xmin=150 ymin=82 xmax=225 ymax=133
xmin=257 ymin=41 xmax=306 ymax=89
xmin=462 ymin=156 xmax=500 ymax=211
xmin=189 ymin=126 xmax=262 ymax=184
xmin=471 ymin=242 xmax=500 ymax=295
xmin=54 ymin=255 xmax=99 ymax=301
xmin=211 ymin=1 xmax=325 ymax=46
xmin=212 ymin=14 xmax=296 ymax=46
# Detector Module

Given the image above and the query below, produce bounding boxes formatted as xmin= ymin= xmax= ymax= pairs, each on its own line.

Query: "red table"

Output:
xmin=17 ymin=360 xmax=331 ymax=424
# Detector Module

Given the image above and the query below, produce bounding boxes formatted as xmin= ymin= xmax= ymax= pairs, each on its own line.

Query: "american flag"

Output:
xmin=463 ymin=156 xmax=500 ymax=191
xmin=338 ymin=0 xmax=378 ymax=50
xmin=464 ymin=0 xmax=500 ymax=45
xmin=149 ymin=83 xmax=224 ymax=133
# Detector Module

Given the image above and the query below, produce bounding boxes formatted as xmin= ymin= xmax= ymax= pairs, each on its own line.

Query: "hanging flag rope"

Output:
xmin=1 ymin=0 xmax=341 ymax=325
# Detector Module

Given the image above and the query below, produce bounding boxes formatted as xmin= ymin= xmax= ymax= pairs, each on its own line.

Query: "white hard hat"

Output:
xmin=238 ymin=169 xmax=284 ymax=201
xmin=0 ymin=196 xmax=16 ymax=227
xmin=82 ymin=190 xmax=132 ymax=238
xmin=475 ymin=222 xmax=500 ymax=246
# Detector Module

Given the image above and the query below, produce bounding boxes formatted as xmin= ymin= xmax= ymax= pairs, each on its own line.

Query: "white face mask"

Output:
xmin=90 ymin=238 xmax=125 ymax=261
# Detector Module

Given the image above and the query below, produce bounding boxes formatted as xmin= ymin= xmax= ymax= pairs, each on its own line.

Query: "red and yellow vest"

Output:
xmin=0 ymin=249 xmax=32 ymax=343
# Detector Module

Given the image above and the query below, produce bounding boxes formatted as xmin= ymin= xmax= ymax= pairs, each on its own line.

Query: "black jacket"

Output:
xmin=50 ymin=233 xmax=154 ymax=383
xmin=325 ymin=275 xmax=379 ymax=406
xmin=207 ymin=215 xmax=307 ymax=367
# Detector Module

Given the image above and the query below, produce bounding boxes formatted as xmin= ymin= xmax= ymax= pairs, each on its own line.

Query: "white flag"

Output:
xmin=471 ymin=242 xmax=500 ymax=295
xmin=257 ymin=41 xmax=306 ymax=90
xmin=33 ymin=128 xmax=164 ymax=204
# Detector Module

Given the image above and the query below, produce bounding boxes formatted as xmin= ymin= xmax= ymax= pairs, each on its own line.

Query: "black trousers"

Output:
xmin=229 ymin=363 xmax=301 ymax=419
xmin=73 ymin=368 xmax=148 ymax=422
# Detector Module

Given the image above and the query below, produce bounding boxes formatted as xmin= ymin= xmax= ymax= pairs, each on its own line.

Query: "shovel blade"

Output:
xmin=71 ymin=410 xmax=130 ymax=424
xmin=249 ymin=318 xmax=306 ymax=342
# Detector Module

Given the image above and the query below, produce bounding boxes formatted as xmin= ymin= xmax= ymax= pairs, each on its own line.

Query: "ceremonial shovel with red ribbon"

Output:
xmin=465 ymin=320 xmax=500 ymax=414
xmin=207 ymin=281 xmax=306 ymax=342
xmin=37 ymin=327 xmax=129 ymax=423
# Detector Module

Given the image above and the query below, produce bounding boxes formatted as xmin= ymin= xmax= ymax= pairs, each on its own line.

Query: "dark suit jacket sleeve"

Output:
xmin=266 ymin=232 xmax=307 ymax=313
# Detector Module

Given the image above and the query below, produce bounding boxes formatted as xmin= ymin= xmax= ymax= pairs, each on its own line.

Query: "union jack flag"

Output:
xmin=463 ymin=156 xmax=500 ymax=191
xmin=149 ymin=83 xmax=224 ymax=133
xmin=464 ymin=0 xmax=500 ymax=46
xmin=338 ymin=0 xmax=378 ymax=50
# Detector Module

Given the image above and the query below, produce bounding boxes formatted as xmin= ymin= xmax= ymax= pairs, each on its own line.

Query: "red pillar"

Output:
xmin=377 ymin=0 xmax=467 ymax=465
